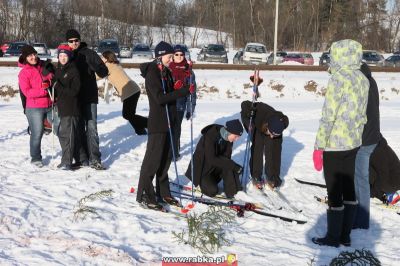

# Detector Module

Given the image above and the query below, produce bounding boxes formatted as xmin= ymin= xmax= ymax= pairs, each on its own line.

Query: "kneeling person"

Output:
xmin=185 ymin=119 xmax=244 ymax=198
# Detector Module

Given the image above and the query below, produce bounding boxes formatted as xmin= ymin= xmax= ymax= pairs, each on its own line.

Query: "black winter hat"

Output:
xmin=225 ymin=119 xmax=243 ymax=136
xmin=66 ymin=29 xmax=81 ymax=41
xmin=173 ymin=44 xmax=184 ymax=53
xmin=267 ymin=115 xmax=285 ymax=135
xmin=18 ymin=45 xmax=37 ymax=64
xmin=154 ymin=41 xmax=174 ymax=57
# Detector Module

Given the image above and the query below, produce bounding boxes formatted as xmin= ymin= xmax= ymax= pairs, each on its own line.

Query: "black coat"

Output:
xmin=360 ymin=65 xmax=380 ymax=145
xmin=185 ymin=124 xmax=237 ymax=186
xmin=140 ymin=60 xmax=189 ymax=133
xmin=370 ymin=136 xmax=400 ymax=199
xmin=73 ymin=42 xmax=108 ymax=104
xmin=53 ymin=62 xmax=81 ymax=117
xmin=240 ymin=101 xmax=289 ymax=134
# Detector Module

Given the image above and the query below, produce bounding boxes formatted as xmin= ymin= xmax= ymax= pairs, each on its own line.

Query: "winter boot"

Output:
xmin=312 ymin=207 xmax=344 ymax=248
xmin=252 ymin=177 xmax=264 ymax=190
xmin=340 ymin=201 xmax=358 ymax=246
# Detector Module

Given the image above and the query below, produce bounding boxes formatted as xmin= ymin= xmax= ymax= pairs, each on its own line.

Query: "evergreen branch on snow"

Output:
xmin=73 ymin=189 xmax=114 ymax=221
xmin=172 ymin=206 xmax=236 ymax=254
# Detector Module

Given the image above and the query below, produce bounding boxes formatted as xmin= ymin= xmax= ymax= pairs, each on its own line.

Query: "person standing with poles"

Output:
xmin=65 ymin=29 xmax=108 ymax=170
xmin=136 ymin=41 xmax=192 ymax=211
xmin=169 ymin=45 xmax=197 ymax=158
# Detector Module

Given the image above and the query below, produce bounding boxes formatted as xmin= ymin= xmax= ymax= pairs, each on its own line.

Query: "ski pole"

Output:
xmin=241 ymin=68 xmax=260 ymax=191
xmin=187 ymin=61 xmax=195 ymax=209
xmin=157 ymin=61 xmax=183 ymax=209
xmin=47 ymin=81 xmax=56 ymax=167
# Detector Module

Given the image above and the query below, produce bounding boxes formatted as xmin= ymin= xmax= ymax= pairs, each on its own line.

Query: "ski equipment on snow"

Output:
xmin=241 ymin=68 xmax=261 ymax=191
xmin=295 ymin=178 xmax=327 ymax=188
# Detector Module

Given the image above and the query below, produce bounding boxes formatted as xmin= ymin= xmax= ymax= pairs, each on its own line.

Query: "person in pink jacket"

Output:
xmin=18 ymin=45 xmax=54 ymax=167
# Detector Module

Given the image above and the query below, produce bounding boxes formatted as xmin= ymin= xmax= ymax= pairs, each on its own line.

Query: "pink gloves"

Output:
xmin=313 ymin=150 xmax=323 ymax=171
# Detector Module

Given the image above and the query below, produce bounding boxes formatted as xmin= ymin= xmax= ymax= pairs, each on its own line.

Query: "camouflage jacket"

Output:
xmin=315 ymin=39 xmax=370 ymax=151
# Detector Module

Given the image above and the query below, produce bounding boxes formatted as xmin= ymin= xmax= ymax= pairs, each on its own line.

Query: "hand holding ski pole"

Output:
xmin=250 ymin=74 xmax=263 ymax=86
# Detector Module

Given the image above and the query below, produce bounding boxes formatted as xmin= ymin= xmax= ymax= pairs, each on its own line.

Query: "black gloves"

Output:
xmin=42 ymin=59 xmax=55 ymax=76
xmin=233 ymin=163 xmax=243 ymax=175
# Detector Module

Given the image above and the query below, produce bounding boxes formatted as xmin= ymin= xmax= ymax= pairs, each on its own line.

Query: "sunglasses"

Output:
xmin=68 ymin=39 xmax=80 ymax=43
xmin=174 ymin=53 xmax=184 ymax=57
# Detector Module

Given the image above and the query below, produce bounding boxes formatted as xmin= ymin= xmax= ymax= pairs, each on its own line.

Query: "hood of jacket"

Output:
xmin=329 ymin=39 xmax=363 ymax=73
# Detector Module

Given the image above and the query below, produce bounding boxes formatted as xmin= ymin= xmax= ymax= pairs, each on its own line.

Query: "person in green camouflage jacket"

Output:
xmin=312 ymin=39 xmax=370 ymax=248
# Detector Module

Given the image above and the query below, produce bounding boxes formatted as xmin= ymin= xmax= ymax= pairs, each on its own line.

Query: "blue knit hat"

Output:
xmin=154 ymin=41 xmax=174 ymax=57
xmin=225 ymin=119 xmax=243 ymax=136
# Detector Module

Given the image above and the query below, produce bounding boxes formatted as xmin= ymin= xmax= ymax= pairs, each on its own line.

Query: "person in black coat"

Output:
xmin=353 ymin=62 xmax=381 ymax=229
xmin=185 ymin=119 xmax=244 ymax=198
xmin=136 ymin=41 xmax=191 ymax=211
xmin=240 ymin=100 xmax=289 ymax=189
xmin=53 ymin=45 xmax=86 ymax=170
xmin=66 ymin=29 xmax=109 ymax=170
xmin=369 ymin=135 xmax=400 ymax=202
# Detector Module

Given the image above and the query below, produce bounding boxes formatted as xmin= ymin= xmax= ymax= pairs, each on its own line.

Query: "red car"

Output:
xmin=283 ymin=53 xmax=314 ymax=65
xmin=283 ymin=53 xmax=304 ymax=64
xmin=1 ymin=42 xmax=11 ymax=54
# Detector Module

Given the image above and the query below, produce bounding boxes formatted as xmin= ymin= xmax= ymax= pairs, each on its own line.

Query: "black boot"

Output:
xmin=312 ymin=208 xmax=344 ymax=248
xmin=340 ymin=202 xmax=357 ymax=246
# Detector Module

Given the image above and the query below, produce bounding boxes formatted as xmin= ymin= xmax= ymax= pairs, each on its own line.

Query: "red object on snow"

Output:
xmin=130 ymin=187 xmax=135 ymax=193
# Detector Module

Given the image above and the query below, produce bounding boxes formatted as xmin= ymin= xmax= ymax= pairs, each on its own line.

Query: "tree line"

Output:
xmin=1 ymin=0 xmax=399 ymax=52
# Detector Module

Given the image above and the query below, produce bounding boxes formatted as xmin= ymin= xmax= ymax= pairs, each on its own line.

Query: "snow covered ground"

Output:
xmin=1 ymin=67 xmax=400 ymax=265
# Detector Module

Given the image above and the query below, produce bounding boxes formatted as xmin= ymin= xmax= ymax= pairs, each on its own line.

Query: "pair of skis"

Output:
xmin=170 ymin=182 xmax=307 ymax=224
xmin=295 ymin=178 xmax=400 ymax=215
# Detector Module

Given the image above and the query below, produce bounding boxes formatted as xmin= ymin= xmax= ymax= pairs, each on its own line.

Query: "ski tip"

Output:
xmin=186 ymin=203 xmax=195 ymax=209
xmin=180 ymin=208 xmax=190 ymax=214
xmin=130 ymin=187 xmax=135 ymax=193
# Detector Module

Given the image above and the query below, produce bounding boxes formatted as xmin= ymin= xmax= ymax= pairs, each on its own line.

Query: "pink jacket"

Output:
xmin=18 ymin=60 xmax=53 ymax=108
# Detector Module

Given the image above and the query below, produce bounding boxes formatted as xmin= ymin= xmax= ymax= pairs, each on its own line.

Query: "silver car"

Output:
xmin=132 ymin=44 xmax=153 ymax=61
xmin=120 ymin=46 xmax=132 ymax=58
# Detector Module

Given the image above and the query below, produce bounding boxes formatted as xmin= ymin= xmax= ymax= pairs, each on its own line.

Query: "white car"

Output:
xmin=242 ymin=42 xmax=268 ymax=65
xmin=33 ymin=43 xmax=50 ymax=57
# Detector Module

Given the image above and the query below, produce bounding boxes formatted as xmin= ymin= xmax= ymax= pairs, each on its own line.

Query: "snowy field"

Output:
xmin=1 ymin=67 xmax=400 ymax=265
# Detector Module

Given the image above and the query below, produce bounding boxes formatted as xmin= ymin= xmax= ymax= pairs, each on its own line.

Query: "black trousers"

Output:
xmin=250 ymin=129 xmax=283 ymax=180
xmin=58 ymin=116 xmax=83 ymax=165
xmin=323 ymin=148 xmax=359 ymax=208
xmin=175 ymin=110 xmax=185 ymax=154
xmin=136 ymin=132 xmax=173 ymax=203
xmin=200 ymin=165 xmax=241 ymax=198
xmin=122 ymin=92 xmax=148 ymax=133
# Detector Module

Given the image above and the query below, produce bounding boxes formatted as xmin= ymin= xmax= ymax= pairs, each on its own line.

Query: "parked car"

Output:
xmin=98 ymin=39 xmax=120 ymax=57
xmin=197 ymin=44 xmax=228 ymax=63
xmin=1 ymin=41 xmax=11 ymax=54
xmin=362 ymin=50 xmax=384 ymax=66
xmin=319 ymin=51 xmax=331 ymax=66
xmin=132 ymin=43 xmax=153 ymax=61
xmin=383 ymin=54 xmax=400 ymax=67
xmin=119 ymin=45 xmax=133 ymax=58
xmin=33 ymin=43 xmax=51 ymax=58
xmin=173 ymin=44 xmax=191 ymax=61
xmin=282 ymin=53 xmax=304 ymax=64
xmin=267 ymin=51 xmax=287 ymax=65
xmin=4 ymin=41 xmax=29 ymax=56
xmin=302 ymin=53 xmax=314 ymax=65
xmin=233 ymin=49 xmax=244 ymax=64
xmin=242 ymin=42 xmax=268 ymax=64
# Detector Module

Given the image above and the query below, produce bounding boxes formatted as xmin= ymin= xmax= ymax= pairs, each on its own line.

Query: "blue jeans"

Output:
xmin=353 ymin=143 xmax=377 ymax=229
xmin=25 ymin=108 xmax=52 ymax=162
xmin=80 ymin=103 xmax=101 ymax=163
